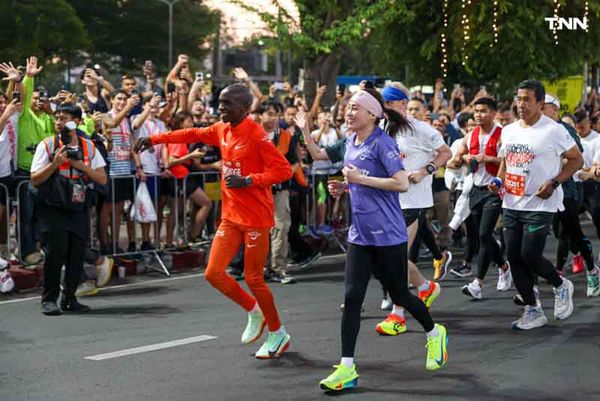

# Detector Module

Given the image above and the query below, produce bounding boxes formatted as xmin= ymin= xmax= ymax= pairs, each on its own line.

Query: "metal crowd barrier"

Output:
xmin=0 ymin=182 xmax=10 ymax=259
xmin=4 ymin=170 xmax=351 ymax=274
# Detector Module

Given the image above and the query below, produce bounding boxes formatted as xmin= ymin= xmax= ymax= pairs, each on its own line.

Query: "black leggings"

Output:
xmin=503 ymin=210 xmax=563 ymax=306
xmin=582 ymin=181 xmax=600 ymax=238
xmin=470 ymin=189 xmax=504 ymax=279
xmin=342 ymin=243 xmax=434 ymax=358
xmin=553 ymin=198 xmax=595 ymax=272
xmin=464 ymin=215 xmax=479 ymax=263
xmin=409 ymin=209 xmax=443 ymax=262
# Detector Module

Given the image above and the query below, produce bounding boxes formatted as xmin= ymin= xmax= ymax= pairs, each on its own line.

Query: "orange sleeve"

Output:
xmin=151 ymin=125 xmax=220 ymax=146
xmin=249 ymin=138 xmax=292 ymax=188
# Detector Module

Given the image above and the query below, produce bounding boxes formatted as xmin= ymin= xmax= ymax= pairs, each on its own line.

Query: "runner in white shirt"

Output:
xmin=574 ymin=110 xmax=600 ymax=241
xmin=448 ymin=97 xmax=510 ymax=300
xmin=491 ymin=80 xmax=582 ymax=330
xmin=543 ymin=96 xmax=599 ymax=298
xmin=373 ymin=83 xmax=452 ymax=337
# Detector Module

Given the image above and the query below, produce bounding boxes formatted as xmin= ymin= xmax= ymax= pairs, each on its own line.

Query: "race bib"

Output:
xmin=72 ymin=183 xmax=86 ymax=204
xmin=505 ymin=172 xmax=526 ymax=197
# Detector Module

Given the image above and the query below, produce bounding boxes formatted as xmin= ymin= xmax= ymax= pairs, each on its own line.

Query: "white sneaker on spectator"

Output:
xmin=0 ymin=257 xmax=8 ymax=270
xmin=461 ymin=279 xmax=482 ymax=300
xmin=511 ymin=305 xmax=548 ymax=330
xmin=496 ymin=262 xmax=512 ymax=292
xmin=380 ymin=296 xmax=393 ymax=310
xmin=96 ymin=257 xmax=114 ymax=288
xmin=554 ymin=277 xmax=574 ymax=320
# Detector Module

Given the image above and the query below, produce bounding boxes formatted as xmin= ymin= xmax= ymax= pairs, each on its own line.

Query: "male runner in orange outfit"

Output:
xmin=134 ymin=84 xmax=292 ymax=358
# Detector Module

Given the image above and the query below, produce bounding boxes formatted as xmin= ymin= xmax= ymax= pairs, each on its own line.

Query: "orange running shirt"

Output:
xmin=151 ymin=117 xmax=292 ymax=228
xmin=167 ymin=143 xmax=190 ymax=179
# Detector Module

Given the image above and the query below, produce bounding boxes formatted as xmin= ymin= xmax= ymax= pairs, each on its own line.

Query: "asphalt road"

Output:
xmin=0 ymin=232 xmax=599 ymax=401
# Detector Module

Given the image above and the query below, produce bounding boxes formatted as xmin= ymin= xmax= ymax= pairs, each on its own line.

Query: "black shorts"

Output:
xmin=403 ymin=208 xmax=421 ymax=227
xmin=502 ymin=209 xmax=554 ymax=234
xmin=108 ymin=176 xmax=135 ymax=203
xmin=0 ymin=176 xmax=15 ymax=206
xmin=162 ymin=177 xmax=199 ymax=197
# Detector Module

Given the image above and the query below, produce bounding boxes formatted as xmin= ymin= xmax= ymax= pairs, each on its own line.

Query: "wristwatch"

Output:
xmin=551 ymin=178 xmax=561 ymax=189
xmin=244 ymin=176 xmax=253 ymax=187
xmin=425 ymin=163 xmax=437 ymax=175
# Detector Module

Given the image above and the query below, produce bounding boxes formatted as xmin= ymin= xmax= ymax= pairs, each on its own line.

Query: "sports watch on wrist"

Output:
xmin=425 ymin=163 xmax=437 ymax=175
xmin=551 ymin=178 xmax=561 ymax=189
xmin=244 ymin=176 xmax=253 ymax=187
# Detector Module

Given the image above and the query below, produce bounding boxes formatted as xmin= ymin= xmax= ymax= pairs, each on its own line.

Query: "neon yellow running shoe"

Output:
xmin=319 ymin=364 xmax=359 ymax=392
xmin=426 ymin=324 xmax=448 ymax=371
xmin=375 ymin=313 xmax=407 ymax=336
xmin=418 ymin=281 xmax=441 ymax=309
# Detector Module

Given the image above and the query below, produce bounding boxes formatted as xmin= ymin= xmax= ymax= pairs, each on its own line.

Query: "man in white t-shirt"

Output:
xmin=448 ymin=97 xmax=510 ymax=299
xmin=372 ymin=83 xmax=452 ymax=337
xmin=0 ymin=97 xmax=19 ymax=265
xmin=573 ymin=110 xmax=600 ymax=240
xmin=492 ymin=80 xmax=582 ymax=330
xmin=30 ymin=103 xmax=107 ymax=315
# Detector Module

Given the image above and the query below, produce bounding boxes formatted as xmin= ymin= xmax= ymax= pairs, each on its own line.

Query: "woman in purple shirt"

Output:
xmin=320 ymin=89 xmax=448 ymax=392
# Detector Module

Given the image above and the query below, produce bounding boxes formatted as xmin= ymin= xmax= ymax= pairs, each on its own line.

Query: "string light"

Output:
xmin=461 ymin=0 xmax=472 ymax=66
xmin=440 ymin=0 xmax=449 ymax=79
xmin=584 ymin=0 xmax=589 ymax=33
xmin=490 ymin=0 xmax=499 ymax=47
xmin=552 ymin=0 xmax=560 ymax=45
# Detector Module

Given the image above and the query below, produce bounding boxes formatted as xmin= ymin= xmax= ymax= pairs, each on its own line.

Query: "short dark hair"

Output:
xmin=285 ymin=104 xmax=298 ymax=112
xmin=457 ymin=112 xmax=474 ymax=129
xmin=258 ymin=100 xmax=283 ymax=115
xmin=409 ymin=97 xmax=425 ymax=105
xmin=573 ymin=110 xmax=589 ymax=124
xmin=498 ymin=103 xmax=512 ymax=113
xmin=55 ymin=102 xmax=83 ymax=120
xmin=517 ymin=79 xmax=545 ymax=102
xmin=121 ymin=74 xmax=135 ymax=82
xmin=169 ymin=111 xmax=193 ymax=130
xmin=110 ymin=89 xmax=128 ymax=100
xmin=473 ymin=96 xmax=497 ymax=111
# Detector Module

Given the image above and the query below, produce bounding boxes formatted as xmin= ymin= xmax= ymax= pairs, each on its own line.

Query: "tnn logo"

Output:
xmin=545 ymin=17 xmax=588 ymax=31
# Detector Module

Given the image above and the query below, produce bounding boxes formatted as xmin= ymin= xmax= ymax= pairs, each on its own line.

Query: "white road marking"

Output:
xmin=85 ymin=335 xmax=217 ymax=361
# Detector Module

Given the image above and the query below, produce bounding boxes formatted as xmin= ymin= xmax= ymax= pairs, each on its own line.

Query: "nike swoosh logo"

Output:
xmin=234 ymin=145 xmax=245 ymax=150
xmin=527 ymin=224 xmax=547 ymax=233
xmin=247 ymin=244 xmax=257 ymax=248
xmin=435 ymin=334 xmax=446 ymax=366
xmin=268 ymin=335 xmax=287 ymax=356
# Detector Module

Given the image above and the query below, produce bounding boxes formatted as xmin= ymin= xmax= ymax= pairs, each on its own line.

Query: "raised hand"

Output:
xmin=26 ymin=56 xmax=43 ymax=77
xmin=294 ymin=109 xmax=308 ymax=130
xmin=0 ymin=62 xmax=21 ymax=82
xmin=316 ymin=84 xmax=327 ymax=97
xmin=177 ymin=54 xmax=189 ymax=66
xmin=233 ymin=67 xmax=249 ymax=82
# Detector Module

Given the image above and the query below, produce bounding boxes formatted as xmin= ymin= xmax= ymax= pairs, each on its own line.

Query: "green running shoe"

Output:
xmin=241 ymin=311 xmax=265 ymax=344
xmin=375 ymin=313 xmax=407 ymax=336
xmin=320 ymin=364 xmax=359 ymax=392
xmin=255 ymin=326 xmax=290 ymax=359
xmin=426 ymin=324 xmax=448 ymax=371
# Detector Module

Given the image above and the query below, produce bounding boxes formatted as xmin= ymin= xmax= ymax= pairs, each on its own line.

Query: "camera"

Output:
xmin=12 ymin=91 xmax=20 ymax=102
xmin=195 ymin=72 xmax=204 ymax=81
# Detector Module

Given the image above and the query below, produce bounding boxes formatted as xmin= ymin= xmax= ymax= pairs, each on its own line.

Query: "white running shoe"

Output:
xmin=96 ymin=257 xmax=114 ymax=288
xmin=554 ymin=278 xmax=574 ymax=320
xmin=461 ymin=280 xmax=482 ymax=300
xmin=380 ymin=296 xmax=393 ymax=310
xmin=496 ymin=262 xmax=512 ymax=292
xmin=75 ymin=281 xmax=99 ymax=297
xmin=511 ymin=305 xmax=548 ymax=330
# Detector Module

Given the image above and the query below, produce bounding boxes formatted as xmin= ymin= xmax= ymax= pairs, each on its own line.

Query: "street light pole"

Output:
xmin=158 ymin=0 xmax=181 ymax=67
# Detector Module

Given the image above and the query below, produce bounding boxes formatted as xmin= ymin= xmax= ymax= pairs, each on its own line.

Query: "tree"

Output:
xmin=67 ymin=0 xmax=220 ymax=73
xmin=231 ymin=0 xmax=412 ymax=106
xmin=357 ymin=0 xmax=600 ymax=96
xmin=0 ymin=0 xmax=90 ymax=64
